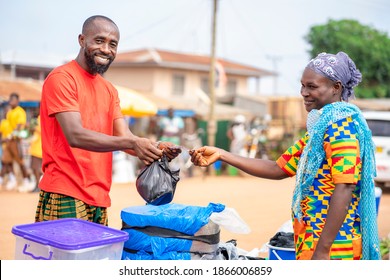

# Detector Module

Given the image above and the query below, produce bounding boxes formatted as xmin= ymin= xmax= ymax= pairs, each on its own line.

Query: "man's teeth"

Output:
xmin=95 ymin=56 xmax=109 ymax=63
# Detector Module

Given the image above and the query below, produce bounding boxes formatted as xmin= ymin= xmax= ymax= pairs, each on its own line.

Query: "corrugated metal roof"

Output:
xmin=0 ymin=51 xmax=66 ymax=69
xmin=0 ymin=79 xmax=42 ymax=103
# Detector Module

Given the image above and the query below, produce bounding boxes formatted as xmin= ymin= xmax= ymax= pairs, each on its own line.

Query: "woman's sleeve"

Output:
xmin=324 ymin=116 xmax=361 ymax=184
xmin=276 ymin=133 xmax=308 ymax=177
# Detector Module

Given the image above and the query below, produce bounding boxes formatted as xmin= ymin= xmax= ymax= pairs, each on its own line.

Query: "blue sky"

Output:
xmin=1 ymin=0 xmax=389 ymax=94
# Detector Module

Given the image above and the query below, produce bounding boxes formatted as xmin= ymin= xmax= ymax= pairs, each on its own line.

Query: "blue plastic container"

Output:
xmin=12 ymin=218 xmax=129 ymax=260
xmin=214 ymin=160 xmax=222 ymax=175
xmin=375 ymin=187 xmax=382 ymax=214
xmin=267 ymin=244 xmax=296 ymax=260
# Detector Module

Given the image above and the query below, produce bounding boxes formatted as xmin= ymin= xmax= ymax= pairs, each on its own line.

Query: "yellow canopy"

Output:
xmin=115 ymin=85 xmax=158 ymax=117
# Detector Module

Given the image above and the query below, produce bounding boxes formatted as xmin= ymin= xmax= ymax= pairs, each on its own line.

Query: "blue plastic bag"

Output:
xmin=121 ymin=203 xmax=225 ymax=235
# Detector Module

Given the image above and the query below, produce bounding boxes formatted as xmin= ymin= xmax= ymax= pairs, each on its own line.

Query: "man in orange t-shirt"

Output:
xmin=36 ymin=15 xmax=180 ymax=225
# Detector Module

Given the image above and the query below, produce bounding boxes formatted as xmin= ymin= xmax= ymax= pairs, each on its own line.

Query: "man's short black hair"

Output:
xmin=82 ymin=15 xmax=118 ymax=34
xmin=9 ymin=92 xmax=19 ymax=100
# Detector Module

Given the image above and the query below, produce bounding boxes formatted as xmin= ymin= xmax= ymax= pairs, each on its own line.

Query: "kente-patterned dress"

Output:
xmin=276 ymin=116 xmax=362 ymax=260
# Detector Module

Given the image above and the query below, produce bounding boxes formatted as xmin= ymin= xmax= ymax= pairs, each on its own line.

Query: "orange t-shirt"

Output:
xmin=40 ymin=60 xmax=123 ymax=207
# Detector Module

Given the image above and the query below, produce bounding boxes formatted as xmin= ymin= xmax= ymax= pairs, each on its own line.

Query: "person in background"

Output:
xmin=3 ymin=93 xmax=34 ymax=192
xmin=181 ymin=116 xmax=203 ymax=177
xmin=226 ymin=114 xmax=248 ymax=157
xmin=27 ymin=113 xmax=42 ymax=193
xmin=190 ymin=52 xmax=381 ymax=260
xmin=157 ymin=107 xmax=184 ymax=146
xmin=157 ymin=107 xmax=184 ymax=170
xmin=36 ymin=15 xmax=180 ymax=225
xmin=0 ymin=104 xmax=15 ymax=190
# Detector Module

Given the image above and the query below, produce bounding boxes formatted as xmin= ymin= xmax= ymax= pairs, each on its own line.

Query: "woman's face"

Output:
xmin=300 ymin=67 xmax=341 ymax=112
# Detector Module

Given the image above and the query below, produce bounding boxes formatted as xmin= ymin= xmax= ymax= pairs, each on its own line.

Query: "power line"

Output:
xmin=167 ymin=0 xmax=211 ymax=52
xmin=120 ymin=0 xmax=205 ymax=44
xmin=226 ymin=0 xmax=269 ymax=57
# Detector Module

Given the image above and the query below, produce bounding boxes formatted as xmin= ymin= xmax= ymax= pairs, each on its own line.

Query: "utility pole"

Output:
xmin=266 ymin=55 xmax=282 ymax=94
xmin=208 ymin=0 xmax=218 ymax=148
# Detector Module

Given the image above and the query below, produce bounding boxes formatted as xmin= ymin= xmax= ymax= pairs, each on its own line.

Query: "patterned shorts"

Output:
xmin=35 ymin=190 xmax=108 ymax=225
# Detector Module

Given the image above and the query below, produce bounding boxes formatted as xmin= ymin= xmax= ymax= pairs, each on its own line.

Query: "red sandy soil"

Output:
xmin=1 ymin=174 xmax=389 ymax=260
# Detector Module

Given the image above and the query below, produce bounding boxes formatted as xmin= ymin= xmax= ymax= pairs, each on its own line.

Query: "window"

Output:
xmin=200 ymin=77 xmax=209 ymax=95
xmin=227 ymin=80 xmax=237 ymax=96
xmin=366 ymin=120 xmax=390 ymax=137
xmin=172 ymin=74 xmax=185 ymax=96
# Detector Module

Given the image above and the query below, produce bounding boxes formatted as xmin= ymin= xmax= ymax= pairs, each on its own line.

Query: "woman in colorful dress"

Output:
xmin=189 ymin=52 xmax=381 ymax=260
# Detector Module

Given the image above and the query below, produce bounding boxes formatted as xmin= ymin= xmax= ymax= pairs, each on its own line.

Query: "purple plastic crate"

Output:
xmin=12 ymin=218 xmax=128 ymax=260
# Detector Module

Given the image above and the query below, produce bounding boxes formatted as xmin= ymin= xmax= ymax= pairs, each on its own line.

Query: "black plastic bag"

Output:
xmin=269 ymin=232 xmax=294 ymax=248
xmin=136 ymin=155 xmax=180 ymax=205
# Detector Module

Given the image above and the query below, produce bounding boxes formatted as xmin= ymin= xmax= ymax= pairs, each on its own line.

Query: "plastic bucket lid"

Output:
xmin=12 ymin=218 xmax=129 ymax=250
xmin=266 ymin=243 xmax=295 ymax=251
xmin=266 ymin=243 xmax=295 ymax=260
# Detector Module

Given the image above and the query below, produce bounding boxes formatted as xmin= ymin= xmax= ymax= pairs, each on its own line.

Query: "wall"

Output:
xmin=106 ymin=65 xmax=251 ymax=104
xmin=104 ymin=67 xmax=154 ymax=92
xmin=0 ymin=67 xmax=12 ymax=79
xmin=151 ymin=68 xmax=172 ymax=98
xmin=152 ymin=68 xmax=215 ymax=101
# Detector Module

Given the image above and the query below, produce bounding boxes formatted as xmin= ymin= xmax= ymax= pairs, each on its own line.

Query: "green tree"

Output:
xmin=305 ymin=19 xmax=390 ymax=98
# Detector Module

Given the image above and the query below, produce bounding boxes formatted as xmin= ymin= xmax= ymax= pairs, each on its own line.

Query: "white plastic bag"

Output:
xmin=276 ymin=219 xmax=293 ymax=233
xmin=210 ymin=207 xmax=251 ymax=234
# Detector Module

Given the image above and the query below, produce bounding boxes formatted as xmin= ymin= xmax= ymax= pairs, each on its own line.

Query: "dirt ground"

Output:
xmin=1 ymin=174 xmax=389 ymax=260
